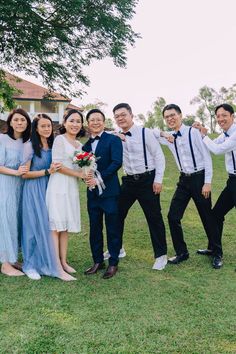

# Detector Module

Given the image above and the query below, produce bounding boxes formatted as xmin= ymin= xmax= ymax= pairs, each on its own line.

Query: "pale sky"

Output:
xmin=79 ymin=0 xmax=236 ymax=118
xmin=17 ymin=0 xmax=236 ymax=119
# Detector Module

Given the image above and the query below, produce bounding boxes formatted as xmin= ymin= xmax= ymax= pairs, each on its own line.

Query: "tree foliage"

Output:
xmin=81 ymin=100 xmax=107 ymax=114
xmin=135 ymin=113 xmax=146 ymax=125
xmin=190 ymin=85 xmax=236 ymax=132
xmin=81 ymin=100 xmax=114 ymax=129
xmin=0 ymin=0 xmax=139 ymax=97
xmin=183 ymin=114 xmax=195 ymax=126
xmin=144 ymin=97 xmax=166 ymax=129
xmin=0 ymin=69 xmax=21 ymax=111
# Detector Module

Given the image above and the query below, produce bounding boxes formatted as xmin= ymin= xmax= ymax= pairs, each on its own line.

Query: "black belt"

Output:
xmin=180 ymin=170 xmax=204 ymax=177
xmin=126 ymin=170 xmax=154 ymax=181
xmin=228 ymin=173 xmax=236 ymax=178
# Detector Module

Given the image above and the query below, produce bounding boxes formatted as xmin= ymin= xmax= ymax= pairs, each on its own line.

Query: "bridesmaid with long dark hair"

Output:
xmin=0 ymin=108 xmax=31 ymax=276
xmin=21 ymin=113 xmax=68 ymax=280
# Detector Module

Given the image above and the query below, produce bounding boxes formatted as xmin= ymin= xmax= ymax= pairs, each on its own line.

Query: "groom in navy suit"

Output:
xmin=83 ymin=109 xmax=123 ymax=279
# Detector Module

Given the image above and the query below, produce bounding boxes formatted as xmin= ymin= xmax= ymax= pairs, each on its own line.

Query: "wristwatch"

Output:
xmin=45 ymin=169 xmax=50 ymax=176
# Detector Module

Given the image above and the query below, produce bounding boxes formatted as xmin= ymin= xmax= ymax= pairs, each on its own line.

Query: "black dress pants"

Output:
xmin=213 ymin=176 xmax=236 ymax=247
xmin=168 ymin=172 xmax=222 ymax=256
xmin=118 ymin=170 xmax=167 ymax=258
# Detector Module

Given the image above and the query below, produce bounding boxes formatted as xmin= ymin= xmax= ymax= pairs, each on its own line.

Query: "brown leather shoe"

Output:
xmin=84 ymin=262 xmax=105 ymax=275
xmin=102 ymin=265 xmax=118 ymax=279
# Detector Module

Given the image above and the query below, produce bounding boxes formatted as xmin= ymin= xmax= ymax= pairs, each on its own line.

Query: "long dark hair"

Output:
xmin=31 ymin=114 xmax=54 ymax=157
xmin=6 ymin=108 xmax=31 ymax=143
xmin=59 ymin=109 xmax=85 ymax=137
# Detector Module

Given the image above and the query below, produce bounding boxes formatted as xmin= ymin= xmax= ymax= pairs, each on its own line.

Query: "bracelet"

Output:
xmin=45 ymin=169 xmax=50 ymax=176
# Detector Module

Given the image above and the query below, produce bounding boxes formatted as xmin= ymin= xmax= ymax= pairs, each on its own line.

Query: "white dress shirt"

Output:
xmin=90 ymin=131 xmax=104 ymax=153
xmin=203 ymin=123 xmax=236 ymax=174
xmin=122 ymin=124 xmax=165 ymax=183
xmin=153 ymin=124 xmax=213 ymax=183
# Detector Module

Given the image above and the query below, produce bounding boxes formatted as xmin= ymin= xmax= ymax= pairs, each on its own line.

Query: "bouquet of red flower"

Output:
xmin=72 ymin=150 xmax=105 ymax=194
xmin=72 ymin=151 xmax=96 ymax=172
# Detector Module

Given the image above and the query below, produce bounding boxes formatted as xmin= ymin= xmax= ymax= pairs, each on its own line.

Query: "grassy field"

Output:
xmin=1 ymin=145 xmax=236 ymax=354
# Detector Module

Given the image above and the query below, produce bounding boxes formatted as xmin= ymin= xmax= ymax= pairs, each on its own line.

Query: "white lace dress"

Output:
xmin=46 ymin=135 xmax=81 ymax=233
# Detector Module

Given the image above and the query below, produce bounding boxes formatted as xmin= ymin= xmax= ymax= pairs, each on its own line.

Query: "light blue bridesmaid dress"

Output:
xmin=0 ymin=134 xmax=24 ymax=264
xmin=21 ymin=142 xmax=59 ymax=277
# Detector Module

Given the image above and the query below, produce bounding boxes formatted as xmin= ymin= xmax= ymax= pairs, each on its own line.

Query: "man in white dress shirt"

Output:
xmin=113 ymin=103 xmax=167 ymax=270
xmin=153 ymin=104 xmax=222 ymax=268
xmin=195 ymin=103 xmax=236 ymax=269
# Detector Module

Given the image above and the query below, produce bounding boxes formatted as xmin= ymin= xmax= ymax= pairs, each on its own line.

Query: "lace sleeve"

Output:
xmin=0 ymin=134 xmax=6 ymax=166
xmin=52 ymin=135 xmax=65 ymax=162
xmin=22 ymin=141 xmax=34 ymax=164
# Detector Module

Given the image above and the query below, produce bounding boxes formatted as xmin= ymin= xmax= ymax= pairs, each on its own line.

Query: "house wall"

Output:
xmin=41 ymin=101 xmax=57 ymax=113
xmin=16 ymin=100 xmax=31 ymax=111
xmin=0 ymin=100 xmax=69 ymax=123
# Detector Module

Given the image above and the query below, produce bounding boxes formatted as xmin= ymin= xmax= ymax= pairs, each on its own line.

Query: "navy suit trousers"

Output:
xmin=87 ymin=194 xmax=122 ymax=266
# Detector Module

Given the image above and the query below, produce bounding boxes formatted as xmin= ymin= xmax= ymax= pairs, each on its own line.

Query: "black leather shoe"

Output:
xmin=168 ymin=253 xmax=189 ymax=265
xmin=212 ymin=256 xmax=223 ymax=269
xmin=196 ymin=249 xmax=213 ymax=256
xmin=102 ymin=266 xmax=118 ymax=279
xmin=84 ymin=262 xmax=105 ymax=275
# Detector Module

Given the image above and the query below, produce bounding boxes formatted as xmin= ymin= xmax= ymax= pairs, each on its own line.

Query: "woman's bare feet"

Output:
xmin=59 ymin=270 xmax=77 ymax=281
xmin=1 ymin=263 xmax=25 ymax=276
xmin=62 ymin=263 xmax=76 ymax=274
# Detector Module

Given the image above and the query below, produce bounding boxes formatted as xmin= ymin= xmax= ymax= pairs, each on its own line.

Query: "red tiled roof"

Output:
xmin=6 ymin=72 xmax=71 ymax=102
xmin=66 ymin=103 xmax=84 ymax=111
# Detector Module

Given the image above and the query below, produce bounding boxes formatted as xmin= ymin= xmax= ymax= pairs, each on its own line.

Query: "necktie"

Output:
xmin=121 ymin=131 xmax=132 ymax=137
xmin=224 ymin=132 xmax=229 ymax=137
xmin=172 ymin=131 xmax=182 ymax=139
xmin=90 ymin=136 xmax=100 ymax=143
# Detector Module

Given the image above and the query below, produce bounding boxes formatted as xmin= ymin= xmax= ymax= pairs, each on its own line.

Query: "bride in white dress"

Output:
xmin=46 ymin=109 xmax=88 ymax=281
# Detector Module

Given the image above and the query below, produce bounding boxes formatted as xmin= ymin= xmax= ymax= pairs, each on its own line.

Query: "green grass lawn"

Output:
xmin=1 ymin=145 xmax=236 ymax=354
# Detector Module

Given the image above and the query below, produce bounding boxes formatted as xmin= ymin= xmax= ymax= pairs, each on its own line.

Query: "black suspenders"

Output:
xmin=189 ymin=127 xmax=197 ymax=171
xmin=224 ymin=132 xmax=236 ymax=173
xmin=231 ymin=152 xmax=236 ymax=173
xmin=142 ymin=128 xmax=148 ymax=171
xmin=174 ymin=127 xmax=197 ymax=172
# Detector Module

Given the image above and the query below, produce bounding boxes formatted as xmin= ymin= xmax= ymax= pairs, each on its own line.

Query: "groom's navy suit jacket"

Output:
xmin=82 ymin=132 xmax=123 ymax=199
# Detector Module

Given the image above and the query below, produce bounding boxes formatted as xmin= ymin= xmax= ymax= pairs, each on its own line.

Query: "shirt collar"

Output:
xmin=225 ymin=123 xmax=236 ymax=136
xmin=91 ymin=131 xmax=104 ymax=139
xmin=179 ymin=124 xmax=187 ymax=134
xmin=172 ymin=123 xmax=187 ymax=135
xmin=121 ymin=123 xmax=135 ymax=134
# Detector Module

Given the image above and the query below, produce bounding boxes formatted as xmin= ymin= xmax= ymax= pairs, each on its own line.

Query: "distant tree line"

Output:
xmin=141 ymin=85 xmax=236 ymax=133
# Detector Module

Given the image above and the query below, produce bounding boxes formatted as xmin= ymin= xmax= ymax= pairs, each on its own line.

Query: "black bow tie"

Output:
xmin=121 ymin=131 xmax=132 ymax=137
xmin=90 ymin=136 xmax=100 ymax=143
xmin=224 ymin=132 xmax=229 ymax=137
xmin=172 ymin=131 xmax=182 ymax=139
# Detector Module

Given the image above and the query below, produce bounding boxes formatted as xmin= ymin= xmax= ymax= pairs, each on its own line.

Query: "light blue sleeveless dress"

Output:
xmin=0 ymin=134 xmax=24 ymax=264
xmin=21 ymin=142 xmax=59 ymax=277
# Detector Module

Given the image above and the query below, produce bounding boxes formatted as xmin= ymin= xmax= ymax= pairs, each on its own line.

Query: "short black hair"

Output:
xmin=215 ymin=103 xmax=234 ymax=115
xmin=86 ymin=108 xmax=105 ymax=121
xmin=113 ymin=103 xmax=132 ymax=114
xmin=6 ymin=108 xmax=31 ymax=142
xmin=162 ymin=104 xmax=182 ymax=116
